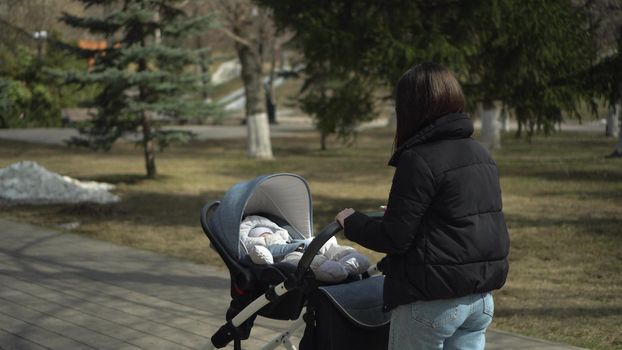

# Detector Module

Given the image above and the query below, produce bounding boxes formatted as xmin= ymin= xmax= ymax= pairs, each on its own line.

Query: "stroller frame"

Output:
xmin=200 ymin=200 xmax=346 ymax=350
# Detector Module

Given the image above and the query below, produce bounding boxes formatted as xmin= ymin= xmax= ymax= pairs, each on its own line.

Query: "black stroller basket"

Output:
xmin=199 ymin=173 xmax=390 ymax=350
xmin=300 ymin=276 xmax=390 ymax=350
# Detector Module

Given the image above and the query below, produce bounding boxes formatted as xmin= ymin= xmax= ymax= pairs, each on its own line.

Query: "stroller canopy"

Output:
xmin=208 ymin=173 xmax=314 ymax=261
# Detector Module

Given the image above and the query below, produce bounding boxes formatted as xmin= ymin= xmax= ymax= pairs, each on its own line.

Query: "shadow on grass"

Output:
xmin=496 ymin=306 xmax=622 ymax=319
xmin=0 ymin=189 xmax=226 ymax=229
xmin=499 ymin=168 xmax=622 ymax=183
xmin=538 ymin=189 xmax=622 ymax=203
xmin=79 ymin=173 xmax=165 ymax=185
xmin=1 ymin=176 xmax=386 ymax=235
xmin=505 ymin=213 xmax=621 ymax=237
xmin=312 ymin=194 xmax=387 ymax=234
xmin=112 ymin=190 xmax=388 ymax=233
xmin=5 ymin=184 xmax=619 ymax=241
xmin=97 ymin=189 xmax=225 ymax=227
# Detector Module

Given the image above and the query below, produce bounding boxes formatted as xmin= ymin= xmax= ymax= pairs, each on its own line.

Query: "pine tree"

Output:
xmin=299 ymin=69 xmax=376 ymax=150
xmin=465 ymin=0 xmax=595 ymax=138
xmin=260 ymin=0 xmax=597 ymax=148
xmin=259 ymin=0 xmax=475 ymax=145
xmin=61 ymin=0 xmax=215 ymax=178
xmin=583 ymin=0 xmax=622 ymax=157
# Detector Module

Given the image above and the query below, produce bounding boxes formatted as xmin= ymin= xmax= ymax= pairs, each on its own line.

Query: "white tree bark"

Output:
xmin=154 ymin=12 xmax=161 ymax=45
xmin=613 ymin=105 xmax=622 ymax=157
xmin=480 ymin=102 xmax=502 ymax=150
xmin=386 ymin=103 xmax=397 ymax=127
xmin=247 ymin=113 xmax=273 ymax=159
xmin=606 ymin=104 xmax=620 ymax=137
xmin=500 ymin=106 xmax=511 ymax=132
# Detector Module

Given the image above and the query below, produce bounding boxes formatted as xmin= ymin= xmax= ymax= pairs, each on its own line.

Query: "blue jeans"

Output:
xmin=388 ymin=293 xmax=494 ymax=350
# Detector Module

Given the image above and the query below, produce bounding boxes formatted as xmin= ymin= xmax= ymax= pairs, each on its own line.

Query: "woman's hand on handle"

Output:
xmin=335 ymin=208 xmax=355 ymax=228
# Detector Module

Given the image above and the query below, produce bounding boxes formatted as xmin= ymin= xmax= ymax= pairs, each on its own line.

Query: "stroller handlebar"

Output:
xmin=293 ymin=221 xmax=343 ymax=281
xmin=292 ymin=211 xmax=384 ymax=283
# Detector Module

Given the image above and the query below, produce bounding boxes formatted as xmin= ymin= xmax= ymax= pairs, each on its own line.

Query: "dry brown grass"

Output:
xmin=0 ymin=128 xmax=621 ymax=349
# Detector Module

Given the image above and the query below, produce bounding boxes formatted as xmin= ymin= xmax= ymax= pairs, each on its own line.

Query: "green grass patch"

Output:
xmin=0 ymin=129 xmax=621 ymax=349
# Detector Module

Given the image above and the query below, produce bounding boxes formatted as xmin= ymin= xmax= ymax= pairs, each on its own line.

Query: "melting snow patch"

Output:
xmin=0 ymin=161 xmax=120 ymax=204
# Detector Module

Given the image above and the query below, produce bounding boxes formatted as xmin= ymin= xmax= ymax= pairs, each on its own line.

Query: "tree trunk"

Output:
xmin=608 ymin=103 xmax=622 ymax=158
xmin=606 ymin=104 xmax=619 ymax=137
xmin=247 ymin=113 xmax=273 ymax=159
xmin=320 ymin=131 xmax=327 ymax=150
xmin=142 ymin=114 xmax=157 ymax=177
xmin=196 ymin=36 xmax=209 ymax=100
xmin=387 ymin=102 xmax=397 ymax=127
xmin=608 ymin=128 xmax=622 ymax=158
xmin=154 ymin=12 xmax=161 ymax=45
xmin=480 ymin=102 xmax=502 ymax=150
xmin=265 ymin=40 xmax=278 ymax=124
xmin=138 ymin=32 xmax=156 ymax=178
xmin=236 ymin=42 xmax=263 ymax=118
xmin=500 ymin=106 xmax=510 ymax=132
xmin=265 ymin=89 xmax=276 ymax=124
xmin=234 ymin=26 xmax=273 ymax=159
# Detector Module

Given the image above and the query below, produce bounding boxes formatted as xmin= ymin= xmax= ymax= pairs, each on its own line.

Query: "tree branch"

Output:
xmin=217 ymin=26 xmax=253 ymax=48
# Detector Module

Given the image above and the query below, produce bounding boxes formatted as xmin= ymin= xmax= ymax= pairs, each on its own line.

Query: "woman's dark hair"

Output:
xmin=394 ymin=62 xmax=465 ymax=149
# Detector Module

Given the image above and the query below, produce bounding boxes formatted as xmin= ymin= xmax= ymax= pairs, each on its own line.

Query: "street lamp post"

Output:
xmin=33 ymin=30 xmax=48 ymax=60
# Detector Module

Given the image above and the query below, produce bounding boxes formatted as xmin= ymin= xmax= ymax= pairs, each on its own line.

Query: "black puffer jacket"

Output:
xmin=344 ymin=113 xmax=509 ymax=311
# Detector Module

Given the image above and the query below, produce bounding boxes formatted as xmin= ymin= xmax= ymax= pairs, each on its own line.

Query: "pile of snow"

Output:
xmin=0 ymin=161 xmax=120 ymax=204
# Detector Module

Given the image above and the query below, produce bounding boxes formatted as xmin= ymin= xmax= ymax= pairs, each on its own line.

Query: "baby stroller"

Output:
xmin=200 ymin=173 xmax=390 ymax=350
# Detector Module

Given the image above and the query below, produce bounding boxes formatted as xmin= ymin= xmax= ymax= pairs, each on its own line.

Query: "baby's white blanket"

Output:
xmin=239 ymin=215 xmax=291 ymax=250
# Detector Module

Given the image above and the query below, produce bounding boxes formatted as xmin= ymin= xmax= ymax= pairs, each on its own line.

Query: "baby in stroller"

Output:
xmin=201 ymin=174 xmax=390 ymax=350
xmin=241 ymin=215 xmax=371 ymax=282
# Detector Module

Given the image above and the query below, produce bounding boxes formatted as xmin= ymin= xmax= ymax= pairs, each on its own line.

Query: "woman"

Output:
xmin=335 ymin=62 xmax=509 ymax=350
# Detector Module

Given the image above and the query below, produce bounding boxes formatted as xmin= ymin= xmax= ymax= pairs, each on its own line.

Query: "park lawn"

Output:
xmin=0 ymin=128 xmax=621 ymax=349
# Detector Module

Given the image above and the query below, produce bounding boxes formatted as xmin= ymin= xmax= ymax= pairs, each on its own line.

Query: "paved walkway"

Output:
xmin=0 ymin=117 xmax=607 ymax=146
xmin=0 ymin=115 xmax=386 ymax=147
xmin=0 ymin=121 xmax=316 ymax=146
xmin=0 ymin=219 xmax=585 ymax=350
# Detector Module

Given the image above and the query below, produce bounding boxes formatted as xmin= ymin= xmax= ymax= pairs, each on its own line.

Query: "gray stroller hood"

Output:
xmin=208 ymin=173 xmax=314 ymax=261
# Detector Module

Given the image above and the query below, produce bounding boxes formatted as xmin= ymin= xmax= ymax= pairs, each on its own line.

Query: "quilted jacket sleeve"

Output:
xmin=343 ymin=150 xmax=436 ymax=254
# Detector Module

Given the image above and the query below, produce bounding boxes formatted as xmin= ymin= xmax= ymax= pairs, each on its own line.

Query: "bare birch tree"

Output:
xmin=213 ymin=0 xmax=276 ymax=159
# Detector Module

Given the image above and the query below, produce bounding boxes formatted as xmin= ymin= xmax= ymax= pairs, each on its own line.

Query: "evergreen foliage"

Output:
xmin=260 ymin=0 xmax=598 ymax=139
xmin=0 ymin=17 xmax=106 ymax=128
xmin=299 ymin=70 xmax=376 ymax=150
xmin=61 ymin=0 xmax=216 ymax=177
xmin=258 ymin=0 xmax=401 ymax=145
xmin=464 ymin=0 xmax=595 ymax=136
xmin=585 ymin=23 xmax=622 ymax=109
xmin=588 ymin=22 xmax=622 ymax=157
xmin=0 ymin=77 xmax=32 ymax=128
